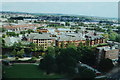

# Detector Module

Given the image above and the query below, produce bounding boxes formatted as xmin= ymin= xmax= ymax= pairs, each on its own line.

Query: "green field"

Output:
xmin=3 ymin=64 xmax=64 ymax=79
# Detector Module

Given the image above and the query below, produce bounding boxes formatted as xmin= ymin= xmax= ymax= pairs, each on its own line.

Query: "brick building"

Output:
xmin=96 ymin=46 xmax=119 ymax=63
xmin=27 ymin=33 xmax=56 ymax=49
xmin=37 ymin=29 xmax=49 ymax=33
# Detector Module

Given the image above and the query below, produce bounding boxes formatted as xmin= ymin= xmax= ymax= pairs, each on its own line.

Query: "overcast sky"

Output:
xmin=1 ymin=2 xmax=118 ymax=18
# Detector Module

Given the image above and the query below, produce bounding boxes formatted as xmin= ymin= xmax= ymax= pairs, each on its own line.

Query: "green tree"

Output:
xmin=56 ymin=48 xmax=78 ymax=74
xmin=74 ymin=29 xmax=79 ymax=33
xmin=47 ymin=47 xmax=55 ymax=57
xmin=65 ymin=22 xmax=70 ymax=26
xmin=1 ymin=28 xmax=6 ymax=32
xmin=2 ymin=39 xmax=5 ymax=47
xmin=98 ymin=58 xmax=114 ymax=72
xmin=78 ymin=67 xmax=95 ymax=80
xmin=117 ymin=26 xmax=120 ymax=34
xmin=78 ymin=22 xmax=84 ymax=26
xmin=107 ymin=28 xmax=113 ymax=34
xmin=67 ymin=43 xmax=77 ymax=50
xmin=20 ymin=31 xmax=26 ymax=34
xmin=61 ymin=42 xmax=64 ymax=48
xmin=6 ymin=32 xmax=19 ymax=37
xmin=27 ymin=29 xmax=34 ymax=34
xmin=77 ymin=45 xmax=96 ymax=66
xmin=17 ymin=49 xmax=25 ymax=58
xmin=2 ymin=34 xmax=6 ymax=38
xmin=116 ymin=34 xmax=120 ymax=42
xmin=11 ymin=49 xmax=17 ymax=56
xmin=39 ymin=54 xmax=56 ymax=74
xmin=101 ymin=33 xmax=109 ymax=41
xmin=109 ymin=32 xmax=118 ymax=41
xmin=12 ymin=42 xmax=23 ymax=49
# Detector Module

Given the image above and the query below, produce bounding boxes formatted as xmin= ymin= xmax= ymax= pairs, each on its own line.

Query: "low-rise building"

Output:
xmin=3 ymin=24 xmax=42 ymax=32
xmin=3 ymin=37 xmax=21 ymax=46
xmin=56 ymin=33 xmax=86 ymax=48
xmin=85 ymin=35 xmax=106 ymax=46
xmin=26 ymin=33 xmax=56 ymax=49
xmin=96 ymin=46 xmax=119 ymax=63
xmin=37 ymin=29 xmax=49 ymax=33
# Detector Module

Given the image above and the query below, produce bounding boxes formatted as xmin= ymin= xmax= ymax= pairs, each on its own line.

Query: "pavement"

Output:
xmin=105 ymin=66 xmax=120 ymax=79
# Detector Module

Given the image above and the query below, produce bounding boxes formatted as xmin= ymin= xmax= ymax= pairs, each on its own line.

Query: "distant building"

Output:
xmin=37 ymin=29 xmax=49 ymax=33
xmin=3 ymin=37 xmax=21 ymax=46
xmin=3 ymin=24 xmax=42 ymax=32
xmin=55 ymin=28 xmax=75 ymax=35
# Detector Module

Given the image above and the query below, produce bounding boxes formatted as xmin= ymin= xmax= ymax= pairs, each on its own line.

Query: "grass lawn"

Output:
xmin=3 ymin=64 xmax=64 ymax=78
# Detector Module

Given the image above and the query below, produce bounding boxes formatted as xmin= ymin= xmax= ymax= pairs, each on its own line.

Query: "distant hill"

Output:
xmin=0 ymin=11 xmax=117 ymax=21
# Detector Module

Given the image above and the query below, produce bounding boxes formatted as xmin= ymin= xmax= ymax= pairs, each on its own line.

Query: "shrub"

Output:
xmin=31 ymin=57 xmax=37 ymax=60
xmin=2 ymin=55 xmax=8 ymax=59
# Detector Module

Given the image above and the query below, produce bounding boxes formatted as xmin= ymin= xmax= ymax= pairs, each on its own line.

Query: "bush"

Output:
xmin=10 ymin=59 xmax=36 ymax=63
xmin=2 ymin=55 xmax=8 ymax=59
xmin=30 ymin=57 xmax=37 ymax=61
xmin=2 ymin=60 xmax=10 ymax=66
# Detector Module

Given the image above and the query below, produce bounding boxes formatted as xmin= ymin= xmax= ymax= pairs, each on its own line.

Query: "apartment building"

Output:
xmin=96 ymin=46 xmax=119 ymax=63
xmin=56 ymin=33 xmax=86 ymax=48
xmin=85 ymin=34 xmax=106 ymax=46
xmin=56 ymin=33 xmax=105 ymax=48
xmin=27 ymin=33 xmax=56 ymax=49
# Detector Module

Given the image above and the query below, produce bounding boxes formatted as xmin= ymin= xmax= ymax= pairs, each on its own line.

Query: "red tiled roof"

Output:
xmin=3 ymin=24 xmax=37 ymax=29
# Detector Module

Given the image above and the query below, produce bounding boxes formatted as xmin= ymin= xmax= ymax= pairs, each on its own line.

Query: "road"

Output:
xmin=106 ymin=66 xmax=120 ymax=79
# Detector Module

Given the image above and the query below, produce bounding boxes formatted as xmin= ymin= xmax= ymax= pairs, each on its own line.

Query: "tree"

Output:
xmin=77 ymin=45 xmax=96 ymax=66
xmin=20 ymin=31 xmax=26 ymax=34
xmin=2 ymin=39 xmax=5 ymax=47
xmin=74 ymin=29 xmax=79 ymax=33
xmin=39 ymin=54 xmax=56 ymax=74
xmin=2 ymin=34 xmax=6 ymax=38
xmin=77 ymin=66 xmax=96 ymax=79
xmin=2 ymin=28 xmax=6 ymax=32
xmin=47 ymin=47 xmax=55 ymax=57
xmin=78 ymin=22 xmax=83 ymax=26
xmin=116 ymin=34 xmax=120 ymax=42
xmin=56 ymin=48 xmax=78 ymax=74
xmin=61 ymin=42 xmax=64 ymax=48
xmin=101 ymin=33 xmax=109 ymax=41
xmin=98 ymin=58 xmax=114 ymax=72
xmin=67 ymin=43 xmax=76 ymax=50
xmin=11 ymin=49 xmax=17 ymax=57
xmin=107 ymin=28 xmax=113 ymax=34
xmin=12 ymin=42 xmax=23 ymax=49
xmin=85 ymin=40 xmax=90 ymax=46
xmin=6 ymin=32 xmax=19 ymax=37
xmin=108 ymin=32 xmax=118 ymax=41
xmin=17 ymin=49 xmax=25 ymax=58
xmin=27 ymin=29 xmax=34 ymax=34
xmin=65 ymin=22 xmax=70 ymax=26
xmin=117 ymin=26 xmax=120 ymax=34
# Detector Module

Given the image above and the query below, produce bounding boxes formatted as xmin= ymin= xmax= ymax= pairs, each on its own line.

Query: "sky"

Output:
xmin=1 ymin=2 xmax=118 ymax=18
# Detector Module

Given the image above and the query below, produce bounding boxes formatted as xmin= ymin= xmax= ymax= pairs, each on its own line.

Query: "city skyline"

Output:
xmin=2 ymin=2 xmax=118 ymax=18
